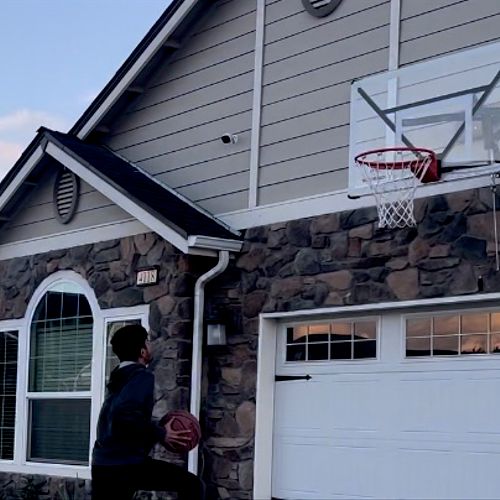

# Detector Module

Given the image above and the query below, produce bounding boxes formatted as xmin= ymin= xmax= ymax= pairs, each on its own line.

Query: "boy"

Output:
xmin=91 ymin=324 xmax=204 ymax=499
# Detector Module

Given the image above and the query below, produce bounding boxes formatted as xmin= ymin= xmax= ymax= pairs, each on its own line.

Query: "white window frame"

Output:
xmin=0 ymin=271 xmax=149 ymax=479
xmin=402 ymin=304 xmax=500 ymax=361
xmin=277 ymin=316 xmax=380 ymax=371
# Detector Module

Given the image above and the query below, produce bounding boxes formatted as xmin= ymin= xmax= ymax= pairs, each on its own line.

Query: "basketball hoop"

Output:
xmin=354 ymin=147 xmax=439 ymax=228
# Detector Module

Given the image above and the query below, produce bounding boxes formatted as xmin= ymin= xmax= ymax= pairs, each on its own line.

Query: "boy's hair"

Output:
xmin=110 ymin=324 xmax=148 ymax=362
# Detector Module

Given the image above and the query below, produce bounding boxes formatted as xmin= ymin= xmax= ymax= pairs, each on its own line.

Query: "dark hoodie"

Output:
xmin=92 ymin=363 xmax=166 ymax=466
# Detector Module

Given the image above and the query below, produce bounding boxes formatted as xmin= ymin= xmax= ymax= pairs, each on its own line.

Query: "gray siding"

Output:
xmin=400 ymin=0 xmax=500 ymax=66
xmin=258 ymin=0 xmax=390 ymax=205
xmin=105 ymin=0 xmax=256 ymax=214
xmin=0 ymin=167 xmax=131 ymax=245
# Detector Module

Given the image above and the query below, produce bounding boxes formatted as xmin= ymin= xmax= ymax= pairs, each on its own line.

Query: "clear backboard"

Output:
xmin=348 ymin=39 xmax=500 ymax=197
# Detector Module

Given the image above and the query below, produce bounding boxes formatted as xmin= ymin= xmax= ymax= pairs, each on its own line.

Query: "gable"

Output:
xmin=0 ymin=160 xmax=147 ymax=258
xmin=102 ymin=0 xmax=256 ymax=215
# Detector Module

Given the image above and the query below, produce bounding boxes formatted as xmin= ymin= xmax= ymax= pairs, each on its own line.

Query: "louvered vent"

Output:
xmin=302 ymin=0 xmax=343 ymax=17
xmin=53 ymin=169 xmax=79 ymax=224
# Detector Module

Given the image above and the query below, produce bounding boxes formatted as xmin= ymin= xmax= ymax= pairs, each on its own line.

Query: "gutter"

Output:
xmin=188 ymin=250 xmax=230 ymax=475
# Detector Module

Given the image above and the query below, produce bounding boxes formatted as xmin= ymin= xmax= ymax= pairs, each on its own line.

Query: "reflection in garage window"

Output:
xmin=285 ymin=320 xmax=377 ymax=361
xmin=406 ymin=311 xmax=500 ymax=357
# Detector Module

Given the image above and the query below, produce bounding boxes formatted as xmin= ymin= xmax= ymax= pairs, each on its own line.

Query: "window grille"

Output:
xmin=28 ymin=282 xmax=92 ymax=464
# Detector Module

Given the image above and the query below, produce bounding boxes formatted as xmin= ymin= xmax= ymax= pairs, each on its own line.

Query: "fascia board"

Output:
xmin=188 ymin=235 xmax=242 ymax=252
xmin=76 ymin=0 xmax=199 ymax=140
xmin=45 ymin=141 xmax=190 ymax=254
xmin=0 ymin=146 xmax=45 ymax=212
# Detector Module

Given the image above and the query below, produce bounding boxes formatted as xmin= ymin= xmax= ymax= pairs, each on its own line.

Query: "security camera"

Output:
xmin=221 ymin=133 xmax=238 ymax=144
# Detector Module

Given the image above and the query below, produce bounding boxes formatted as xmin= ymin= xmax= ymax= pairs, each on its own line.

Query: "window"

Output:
xmin=105 ymin=319 xmax=142 ymax=381
xmin=28 ymin=282 xmax=92 ymax=465
xmin=285 ymin=320 xmax=377 ymax=361
xmin=0 ymin=331 xmax=18 ymax=460
xmin=406 ymin=310 xmax=500 ymax=357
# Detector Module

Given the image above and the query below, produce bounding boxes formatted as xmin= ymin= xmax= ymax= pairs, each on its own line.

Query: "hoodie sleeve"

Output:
xmin=112 ymin=370 xmax=166 ymax=446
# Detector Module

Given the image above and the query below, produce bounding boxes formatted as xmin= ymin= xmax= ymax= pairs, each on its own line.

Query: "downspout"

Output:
xmin=188 ymin=250 xmax=230 ymax=475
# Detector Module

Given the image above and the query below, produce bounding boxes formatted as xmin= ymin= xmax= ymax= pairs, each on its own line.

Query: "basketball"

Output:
xmin=160 ymin=410 xmax=201 ymax=453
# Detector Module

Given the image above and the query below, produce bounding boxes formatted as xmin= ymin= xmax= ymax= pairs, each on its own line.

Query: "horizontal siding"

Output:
xmin=196 ymin=190 xmax=248 ymax=214
xmin=261 ymin=104 xmax=349 ymax=148
xmin=259 ymin=170 xmax=347 ymax=205
xmin=0 ymin=167 xmax=134 ymax=246
xmin=258 ymin=0 xmax=390 ymax=205
xmin=105 ymin=0 xmax=256 ymax=215
xmin=400 ymin=0 xmax=500 ymax=65
xmin=1 ymin=204 xmax=131 ymax=245
xmin=262 ymin=48 xmax=388 ymax=106
xmin=110 ymin=76 xmax=252 ymax=138
xmin=136 ymin=140 xmax=249 ymax=177
xmin=265 ymin=0 xmax=387 ymax=42
xmin=260 ymin=125 xmax=349 ymax=168
xmin=156 ymin=150 xmax=249 ymax=186
xmin=401 ymin=0 xmax=470 ymax=20
xmin=109 ymin=92 xmax=253 ymax=150
xmin=196 ymin=0 xmax=256 ymax=33
xmin=259 ymin=148 xmax=348 ymax=188
xmin=110 ymin=110 xmax=252 ymax=163
xmin=177 ymin=171 xmax=249 ymax=203
xmin=8 ymin=189 xmax=116 ymax=228
xmin=168 ymin=5 xmax=256 ymax=65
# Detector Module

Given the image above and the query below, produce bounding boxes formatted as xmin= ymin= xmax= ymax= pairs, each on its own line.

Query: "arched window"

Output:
xmin=27 ymin=281 xmax=93 ymax=465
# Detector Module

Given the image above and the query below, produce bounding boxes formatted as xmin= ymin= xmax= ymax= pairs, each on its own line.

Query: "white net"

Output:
xmin=355 ymin=148 xmax=435 ymax=228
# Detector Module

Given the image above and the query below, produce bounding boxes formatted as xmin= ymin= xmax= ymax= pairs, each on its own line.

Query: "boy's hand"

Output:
xmin=164 ymin=419 xmax=192 ymax=448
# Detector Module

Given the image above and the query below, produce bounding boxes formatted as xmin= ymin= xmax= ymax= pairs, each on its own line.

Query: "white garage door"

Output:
xmin=272 ymin=310 xmax=500 ymax=499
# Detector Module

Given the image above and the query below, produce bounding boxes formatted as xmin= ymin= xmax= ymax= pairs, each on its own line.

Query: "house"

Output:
xmin=2 ymin=0 xmax=500 ymax=498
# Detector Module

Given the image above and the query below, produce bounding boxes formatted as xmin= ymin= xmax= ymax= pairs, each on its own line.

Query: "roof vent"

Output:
xmin=53 ymin=169 xmax=79 ymax=224
xmin=302 ymin=0 xmax=343 ymax=17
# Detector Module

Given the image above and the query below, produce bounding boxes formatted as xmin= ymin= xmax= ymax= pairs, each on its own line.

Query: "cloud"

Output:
xmin=0 ymin=109 xmax=69 ymax=180
xmin=0 ymin=141 xmax=23 ymax=180
xmin=0 ymin=109 xmax=68 ymax=134
xmin=78 ymin=90 xmax=99 ymax=105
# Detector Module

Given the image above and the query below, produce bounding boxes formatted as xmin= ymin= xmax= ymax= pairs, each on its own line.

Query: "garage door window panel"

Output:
xmin=285 ymin=320 xmax=377 ymax=362
xmin=406 ymin=310 xmax=500 ymax=357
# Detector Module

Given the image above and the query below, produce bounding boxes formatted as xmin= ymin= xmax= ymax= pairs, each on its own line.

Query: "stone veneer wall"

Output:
xmin=1 ymin=188 xmax=500 ymax=498
xmin=204 ymin=187 xmax=500 ymax=498
xmin=0 ymin=233 xmax=210 ymax=500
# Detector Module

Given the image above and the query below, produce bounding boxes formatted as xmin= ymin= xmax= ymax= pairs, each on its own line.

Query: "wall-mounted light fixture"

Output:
xmin=205 ymin=306 xmax=228 ymax=346
xmin=206 ymin=321 xmax=227 ymax=346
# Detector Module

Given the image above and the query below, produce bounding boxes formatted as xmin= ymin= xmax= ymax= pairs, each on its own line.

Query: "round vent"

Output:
xmin=302 ymin=0 xmax=343 ymax=18
xmin=53 ymin=169 xmax=79 ymax=224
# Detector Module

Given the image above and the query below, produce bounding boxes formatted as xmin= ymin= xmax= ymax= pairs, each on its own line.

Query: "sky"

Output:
xmin=0 ymin=0 xmax=171 ymax=180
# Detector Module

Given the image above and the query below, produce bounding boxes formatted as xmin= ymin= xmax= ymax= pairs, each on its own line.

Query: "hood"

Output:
xmin=107 ymin=363 xmax=145 ymax=393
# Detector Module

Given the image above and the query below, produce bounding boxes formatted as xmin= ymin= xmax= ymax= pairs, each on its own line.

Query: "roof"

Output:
xmin=0 ymin=128 xmax=241 ymax=255
xmin=45 ymin=129 xmax=239 ymax=239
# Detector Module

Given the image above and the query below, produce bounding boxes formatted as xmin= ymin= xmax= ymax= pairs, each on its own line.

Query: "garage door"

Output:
xmin=272 ymin=310 xmax=500 ymax=499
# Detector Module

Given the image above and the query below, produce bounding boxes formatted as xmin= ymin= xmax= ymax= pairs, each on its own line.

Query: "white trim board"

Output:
xmin=389 ymin=0 xmax=401 ymax=71
xmin=253 ymin=290 xmax=500 ymax=499
xmin=219 ymin=166 xmax=500 ymax=230
xmin=0 ymin=219 xmax=148 ymax=261
xmin=248 ymin=0 xmax=265 ymax=209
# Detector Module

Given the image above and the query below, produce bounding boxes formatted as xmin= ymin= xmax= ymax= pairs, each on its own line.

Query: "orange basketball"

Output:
xmin=160 ymin=410 xmax=201 ymax=453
